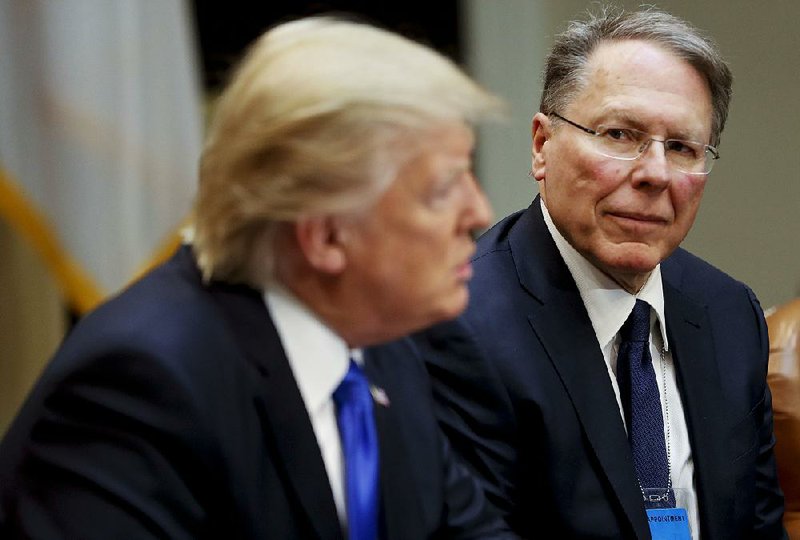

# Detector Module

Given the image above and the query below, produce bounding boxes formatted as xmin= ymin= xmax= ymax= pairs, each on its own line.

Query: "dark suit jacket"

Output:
xmin=415 ymin=198 xmax=786 ymax=539
xmin=0 ymin=246 xmax=512 ymax=539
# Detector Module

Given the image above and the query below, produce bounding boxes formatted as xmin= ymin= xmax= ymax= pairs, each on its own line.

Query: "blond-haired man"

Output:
xmin=0 ymin=17 xmax=512 ymax=539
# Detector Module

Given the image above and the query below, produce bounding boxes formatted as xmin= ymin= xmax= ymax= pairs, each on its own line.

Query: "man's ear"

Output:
xmin=531 ymin=112 xmax=551 ymax=181
xmin=294 ymin=215 xmax=347 ymax=274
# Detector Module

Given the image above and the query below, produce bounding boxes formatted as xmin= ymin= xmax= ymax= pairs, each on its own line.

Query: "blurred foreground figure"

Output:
xmin=0 ymin=17 xmax=513 ymax=540
xmin=415 ymin=6 xmax=786 ymax=539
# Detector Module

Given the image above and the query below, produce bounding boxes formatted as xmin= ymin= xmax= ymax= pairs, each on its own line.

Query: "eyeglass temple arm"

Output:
xmin=550 ymin=113 xmax=597 ymax=135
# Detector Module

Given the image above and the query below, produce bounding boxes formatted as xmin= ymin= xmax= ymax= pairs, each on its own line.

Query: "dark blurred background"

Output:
xmin=192 ymin=1 xmax=461 ymax=92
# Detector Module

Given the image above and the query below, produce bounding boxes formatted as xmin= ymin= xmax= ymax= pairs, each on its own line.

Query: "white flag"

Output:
xmin=0 ymin=0 xmax=203 ymax=314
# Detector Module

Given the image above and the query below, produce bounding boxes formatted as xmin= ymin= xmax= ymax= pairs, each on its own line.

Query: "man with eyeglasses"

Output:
xmin=414 ymin=7 xmax=786 ymax=540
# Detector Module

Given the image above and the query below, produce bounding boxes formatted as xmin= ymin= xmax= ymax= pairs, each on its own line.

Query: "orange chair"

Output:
xmin=767 ymin=298 xmax=800 ymax=538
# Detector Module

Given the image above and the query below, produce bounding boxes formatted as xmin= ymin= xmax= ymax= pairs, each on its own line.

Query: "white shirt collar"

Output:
xmin=540 ymin=198 xmax=669 ymax=352
xmin=264 ymin=285 xmax=354 ymax=419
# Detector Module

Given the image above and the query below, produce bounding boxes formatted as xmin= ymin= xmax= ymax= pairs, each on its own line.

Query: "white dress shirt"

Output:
xmin=541 ymin=199 xmax=700 ymax=538
xmin=264 ymin=285 xmax=354 ymax=525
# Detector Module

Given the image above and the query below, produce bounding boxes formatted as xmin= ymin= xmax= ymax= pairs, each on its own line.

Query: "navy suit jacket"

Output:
xmin=0 ymin=246 xmax=512 ymax=539
xmin=415 ymin=198 xmax=786 ymax=539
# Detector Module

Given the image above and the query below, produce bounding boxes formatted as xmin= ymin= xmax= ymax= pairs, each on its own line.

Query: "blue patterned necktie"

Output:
xmin=616 ymin=299 xmax=674 ymax=507
xmin=333 ymin=359 xmax=380 ymax=540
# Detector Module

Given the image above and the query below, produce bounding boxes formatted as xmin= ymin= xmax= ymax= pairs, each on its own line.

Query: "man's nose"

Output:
xmin=463 ymin=175 xmax=493 ymax=232
xmin=632 ymin=139 xmax=672 ymax=188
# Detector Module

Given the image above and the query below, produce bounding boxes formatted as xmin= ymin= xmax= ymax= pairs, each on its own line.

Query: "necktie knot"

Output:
xmin=620 ymin=299 xmax=651 ymax=343
xmin=334 ymin=360 xmax=371 ymax=408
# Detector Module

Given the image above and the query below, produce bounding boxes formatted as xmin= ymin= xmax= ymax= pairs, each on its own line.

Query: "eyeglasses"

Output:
xmin=550 ymin=113 xmax=719 ymax=175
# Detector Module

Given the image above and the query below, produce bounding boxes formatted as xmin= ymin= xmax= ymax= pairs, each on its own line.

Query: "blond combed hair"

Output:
xmin=192 ymin=16 xmax=504 ymax=285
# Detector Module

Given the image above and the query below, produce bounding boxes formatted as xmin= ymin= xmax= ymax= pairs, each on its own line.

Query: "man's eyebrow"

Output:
xmin=594 ymin=108 xmax=646 ymax=129
xmin=594 ymin=109 xmax=706 ymax=140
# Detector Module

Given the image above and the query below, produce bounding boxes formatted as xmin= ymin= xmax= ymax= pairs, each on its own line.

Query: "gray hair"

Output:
xmin=540 ymin=5 xmax=732 ymax=145
xmin=192 ymin=16 xmax=504 ymax=286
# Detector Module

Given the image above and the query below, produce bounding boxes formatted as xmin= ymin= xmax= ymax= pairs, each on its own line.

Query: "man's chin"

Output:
xmin=429 ymin=291 xmax=470 ymax=326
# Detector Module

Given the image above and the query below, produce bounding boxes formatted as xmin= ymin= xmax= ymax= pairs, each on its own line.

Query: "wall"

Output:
xmin=464 ymin=0 xmax=800 ymax=308
xmin=2 ymin=1 xmax=799 ymax=433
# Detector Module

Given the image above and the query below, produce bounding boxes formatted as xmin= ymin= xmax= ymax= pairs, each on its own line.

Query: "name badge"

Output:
xmin=647 ymin=507 xmax=691 ymax=539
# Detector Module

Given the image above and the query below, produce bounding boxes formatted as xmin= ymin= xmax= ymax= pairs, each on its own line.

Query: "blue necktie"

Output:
xmin=616 ymin=300 xmax=674 ymax=507
xmin=333 ymin=360 xmax=380 ymax=540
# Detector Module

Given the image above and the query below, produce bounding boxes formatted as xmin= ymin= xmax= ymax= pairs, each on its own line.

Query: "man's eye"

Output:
xmin=666 ymin=140 xmax=698 ymax=157
xmin=431 ymin=184 xmax=453 ymax=200
xmin=426 ymin=172 xmax=470 ymax=207
xmin=602 ymin=127 xmax=640 ymax=141
xmin=425 ymin=180 xmax=456 ymax=207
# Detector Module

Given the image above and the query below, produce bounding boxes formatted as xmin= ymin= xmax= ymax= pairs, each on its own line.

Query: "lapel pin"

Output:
xmin=370 ymin=385 xmax=390 ymax=407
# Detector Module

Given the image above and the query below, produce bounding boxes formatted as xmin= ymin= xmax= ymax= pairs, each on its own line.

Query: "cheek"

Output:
xmin=558 ymin=160 xmax=623 ymax=222
xmin=384 ymin=226 xmax=449 ymax=280
xmin=415 ymin=229 xmax=465 ymax=292
xmin=588 ymin=159 xmax=630 ymax=194
xmin=558 ymin=151 xmax=622 ymax=194
xmin=671 ymin=177 xmax=706 ymax=221
xmin=416 ymin=232 xmax=454 ymax=276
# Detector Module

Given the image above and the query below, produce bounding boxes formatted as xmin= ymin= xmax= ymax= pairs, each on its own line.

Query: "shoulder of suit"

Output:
xmin=68 ymin=247 xmax=253 ymax=363
xmin=664 ymin=247 xmax=756 ymax=304
xmin=475 ymin=209 xmax=527 ymax=257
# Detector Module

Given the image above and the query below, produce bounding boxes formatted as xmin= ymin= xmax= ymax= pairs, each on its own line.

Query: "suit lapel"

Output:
xmin=362 ymin=353 xmax=424 ymax=540
xmin=205 ymin=270 xmax=343 ymax=540
xmin=511 ymin=201 xmax=650 ymax=538
xmin=662 ymin=266 xmax=735 ymax=540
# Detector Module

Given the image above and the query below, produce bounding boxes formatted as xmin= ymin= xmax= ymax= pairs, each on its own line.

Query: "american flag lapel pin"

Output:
xmin=370 ymin=385 xmax=390 ymax=407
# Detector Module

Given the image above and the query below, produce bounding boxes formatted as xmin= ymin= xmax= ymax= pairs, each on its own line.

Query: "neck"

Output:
xmin=606 ymin=269 xmax=651 ymax=295
xmin=279 ymin=272 xmax=404 ymax=349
